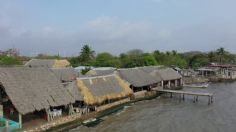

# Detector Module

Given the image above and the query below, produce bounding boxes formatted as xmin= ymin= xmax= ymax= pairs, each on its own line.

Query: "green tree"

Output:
xmin=216 ymin=47 xmax=226 ymax=64
xmin=95 ymin=52 xmax=120 ymax=68
xmin=0 ymin=56 xmax=22 ymax=65
xmin=142 ymin=53 xmax=157 ymax=66
xmin=78 ymin=44 xmax=95 ymax=66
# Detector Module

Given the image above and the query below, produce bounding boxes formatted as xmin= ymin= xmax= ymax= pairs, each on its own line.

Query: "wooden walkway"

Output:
xmin=155 ymin=89 xmax=213 ymax=105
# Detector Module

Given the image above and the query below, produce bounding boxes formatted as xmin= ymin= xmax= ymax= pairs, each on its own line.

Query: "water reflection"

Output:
xmin=70 ymin=82 xmax=236 ymax=132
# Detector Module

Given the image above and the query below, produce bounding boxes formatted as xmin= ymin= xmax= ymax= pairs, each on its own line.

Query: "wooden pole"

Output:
xmin=19 ymin=113 xmax=22 ymax=129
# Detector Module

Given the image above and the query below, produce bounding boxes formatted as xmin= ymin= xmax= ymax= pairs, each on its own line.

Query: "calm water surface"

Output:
xmin=70 ymin=82 xmax=236 ymax=132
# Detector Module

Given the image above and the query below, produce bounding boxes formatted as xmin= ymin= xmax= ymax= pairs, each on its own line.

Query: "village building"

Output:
xmin=117 ymin=68 xmax=160 ymax=99
xmin=77 ymin=74 xmax=132 ymax=112
xmin=155 ymin=68 xmax=183 ymax=89
xmin=0 ymin=67 xmax=78 ymax=130
xmin=25 ymin=59 xmax=70 ymax=68
xmin=51 ymin=68 xmax=85 ymax=114
xmin=197 ymin=64 xmax=236 ymax=80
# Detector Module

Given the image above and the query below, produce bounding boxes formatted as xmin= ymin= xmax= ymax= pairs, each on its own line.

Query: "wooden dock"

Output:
xmin=155 ymin=89 xmax=213 ymax=105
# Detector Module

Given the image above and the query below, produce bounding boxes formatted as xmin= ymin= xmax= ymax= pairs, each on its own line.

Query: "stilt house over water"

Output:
xmin=0 ymin=67 xmax=77 ymax=129
xmin=117 ymin=68 xmax=160 ymax=92
xmin=155 ymin=68 xmax=183 ymax=89
xmin=77 ymin=74 xmax=133 ymax=112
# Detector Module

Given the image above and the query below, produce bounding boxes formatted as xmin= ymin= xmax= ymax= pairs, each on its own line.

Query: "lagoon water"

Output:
xmin=70 ymin=82 xmax=236 ymax=132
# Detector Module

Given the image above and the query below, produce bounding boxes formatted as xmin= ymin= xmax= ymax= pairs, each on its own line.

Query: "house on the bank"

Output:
xmin=197 ymin=64 xmax=236 ymax=80
xmin=117 ymin=68 xmax=160 ymax=99
xmin=25 ymin=59 xmax=70 ymax=68
xmin=51 ymin=68 xmax=84 ymax=112
xmin=0 ymin=67 xmax=78 ymax=130
xmin=77 ymin=74 xmax=132 ymax=112
xmin=155 ymin=68 xmax=183 ymax=89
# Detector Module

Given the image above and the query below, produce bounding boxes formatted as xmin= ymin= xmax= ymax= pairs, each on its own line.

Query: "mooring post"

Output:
xmin=211 ymin=96 xmax=213 ymax=103
xmin=193 ymin=96 xmax=196 ymax=103
xmin=182 ymin=94 xmax=185 ymax=101
xmin=19 ymin=113 xmax=22 ymax=129
xmin=196 ymin=96 xmax=199 ymax=102
xmin=208 ymin=96 xmax=211 ymax=105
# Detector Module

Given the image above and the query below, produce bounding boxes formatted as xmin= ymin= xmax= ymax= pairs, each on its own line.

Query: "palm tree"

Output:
xmin=79 ymin=44 xmax=95 ymax=65
xmin=216 ymin=47 xmax=226 ymax=64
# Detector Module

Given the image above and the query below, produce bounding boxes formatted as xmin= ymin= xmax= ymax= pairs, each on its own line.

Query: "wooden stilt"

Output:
xmin=19 ymin=113 xmax=22 ymax=129
xmin=208 ymin=96 xmax=211 ymax=105
xmin=196 ymin=96 xmax=199 ymax=102
xmin=182 ymin=94 xmax=185 ymax=101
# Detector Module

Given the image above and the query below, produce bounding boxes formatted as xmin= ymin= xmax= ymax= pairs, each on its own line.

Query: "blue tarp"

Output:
xmin=0 ymin=117 xmax=20 ymax=132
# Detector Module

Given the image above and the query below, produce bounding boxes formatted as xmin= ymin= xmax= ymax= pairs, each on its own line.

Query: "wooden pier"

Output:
xmin=155 ymin=89 xmax=213 ymax=105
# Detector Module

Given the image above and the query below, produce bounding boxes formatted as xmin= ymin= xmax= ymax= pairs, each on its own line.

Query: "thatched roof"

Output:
xmin=51 ymin=68 xmax=77 ymax=82
xmin=138 ymin=66 xmax=161 ymax=74
xmin=51 ymin=68 xmax=83 ymax=101
xmin=53 ymin=60 xmax=70 ymax=68
xmin=25 ymin=59 xmax=70 ymax=68
xmin=63 ymin=82 xmax=83 ymax=101
xmin=86 ymin=69 xmax=115 ymax=77
xmin=0 ymin=67 xmax=76 ymax=115
xmin=77 ymin=74 xmax=132 ymax=105
xmin=156 ymin=68 xmax=182 ymax=81
xmin=117 ymin=68 xmax=159 ymax=87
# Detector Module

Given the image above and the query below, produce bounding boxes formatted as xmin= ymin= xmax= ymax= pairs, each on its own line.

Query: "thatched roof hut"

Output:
xmin=51 ymin=68 xmax=82 ymax=101
xmin=77 ymin=74 xmax=132 ymax=105
xmin=0 ymin=67 xmax=76 ymax=115
xmin=117 ymin=68 xmax=159 ymax=88
xmin=156 ymin=68 xmax=182 ymax=81
xmin=25 ymin=59 xmax=70 ymax=68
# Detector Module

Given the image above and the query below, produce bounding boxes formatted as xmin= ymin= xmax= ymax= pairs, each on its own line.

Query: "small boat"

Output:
xmin=184 ymin=83 xmax=209 ymax=88
xmin=82 ymin=118 xmax=97 ymax=124
xmin=82 ymin=118 xmax=103 ymax=127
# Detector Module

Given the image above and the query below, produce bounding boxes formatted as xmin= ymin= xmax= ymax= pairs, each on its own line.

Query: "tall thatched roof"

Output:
xmin=0 ymin=67 xmax=76 ymax=115
xmin=156 ymin=68 xmax=182 ymax=81
xmin=77 ymin=74 xmax=132 ymax=105
xmin=25 ymin=59 xmax=70 ymax=68
xmin=117 ymin=68 xmax=159 ymax=87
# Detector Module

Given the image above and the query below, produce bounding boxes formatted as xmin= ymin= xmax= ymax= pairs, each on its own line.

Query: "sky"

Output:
xmin=0 ymin=0 xmax=236 ymax=56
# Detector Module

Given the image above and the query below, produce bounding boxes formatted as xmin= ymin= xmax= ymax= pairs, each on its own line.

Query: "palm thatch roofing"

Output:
xmin=138 ymin=66 xmax=162 ymax=74
xmin=0 ymin=67 xmax=76 ymax=115
xmin=117 ymin=68 xmax=159 ymax=87
xmin=156 ymin=68 xmax=182 ymax=81
xmin=51 ymin=68 xmax=77 ymax=82
xmin=51 ymin=68 xmax=83 ymax=101
xmin=77 ymin=74 xmax=133 ymax=105
xmin=25 ymin=59 xmax=70 ymax=68
xmin=62 ymin=81 xmax=83 ymax=101
xmin=86 ymin=69 xmax=115 ymax=77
